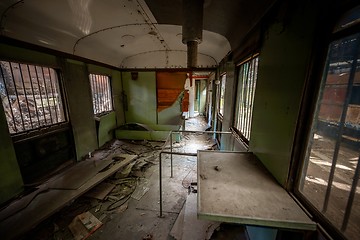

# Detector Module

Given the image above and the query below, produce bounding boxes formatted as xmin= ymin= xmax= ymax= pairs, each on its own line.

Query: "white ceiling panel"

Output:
xmin=0 ymin=0 xmax=252 ymax=69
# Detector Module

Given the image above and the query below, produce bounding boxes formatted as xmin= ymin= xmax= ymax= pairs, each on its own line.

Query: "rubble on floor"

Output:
xmin=10 ymin=117 xmax=223 ymax=240
xmin=15 ymin=139 xmax=163 ymax=240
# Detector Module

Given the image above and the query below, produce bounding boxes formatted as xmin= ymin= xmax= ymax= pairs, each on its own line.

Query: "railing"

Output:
xmin=158 ymin=129 xmax=232 ymax=217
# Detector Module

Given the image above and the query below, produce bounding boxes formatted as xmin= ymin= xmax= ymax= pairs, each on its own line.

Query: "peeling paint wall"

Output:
xmin=122 ymin=72 xmax=157 ymax=124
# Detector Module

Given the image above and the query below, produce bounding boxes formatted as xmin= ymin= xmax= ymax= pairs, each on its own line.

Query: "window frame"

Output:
xmin=218 ymin=73 xmax=226 ymax=118
xmin=0 ymin=60 xmax=68 ymax=137
xmin=292 ymin=7 xmax=360 ymax=240
xmin=89 ymin=73 xmax=113 ymax=116
xmin=232 ymin=54 xmax=259 ymax=144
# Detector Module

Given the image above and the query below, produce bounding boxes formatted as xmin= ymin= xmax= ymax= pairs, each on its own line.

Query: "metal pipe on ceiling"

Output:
xmin=182 ymin=0 xmax=204 ymax=68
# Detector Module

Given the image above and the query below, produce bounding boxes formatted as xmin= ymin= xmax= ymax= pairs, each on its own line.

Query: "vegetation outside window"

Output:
xmin=234 ymin=56 xmax=259 ymax=141
xmin=89 ymin=74 xmax=113 ymax=115
xmin=298 ymin=32 xmax=360 ymax=240
xmin=0 ymin=61 xmax=66 ymax=134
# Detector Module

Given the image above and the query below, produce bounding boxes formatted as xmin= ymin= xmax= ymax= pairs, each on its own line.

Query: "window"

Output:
xmin=298 ymin=33 xmax=360 ymax=240
xmin=219 ymin=74 xmax=226 ymax=116
xmin=89 ymin=74 xmax=112 ymax=115
xmin=0 ymin=61 xmax=65 ymax=134
xmin=234 ymin=56 xmax=259 ymax=141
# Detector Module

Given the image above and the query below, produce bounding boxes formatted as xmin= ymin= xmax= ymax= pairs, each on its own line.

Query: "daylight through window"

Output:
xmin=234 ymin=56 xmax=259 ymax=141
xmin=89 ymin=74 xmax=113 ymax=115
xmin=219 ymin=74 xmax=226 ymax=116
xmin=299 ymin=33 xmax=360 ymax=240
xmin=0 ymin=61 xmax=65 ymax=134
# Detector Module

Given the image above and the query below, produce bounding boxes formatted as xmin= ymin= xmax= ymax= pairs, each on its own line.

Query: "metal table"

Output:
xmin=197 ymin=150 xmax=316 ymax=231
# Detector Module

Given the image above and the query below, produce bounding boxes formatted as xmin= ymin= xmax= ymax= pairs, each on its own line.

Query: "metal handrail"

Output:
xmin=158 ymin=129 xmax=232 ymax=217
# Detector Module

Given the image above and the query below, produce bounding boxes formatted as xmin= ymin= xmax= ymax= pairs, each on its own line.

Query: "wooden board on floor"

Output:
xmin=182 ymin=193 xmax=220 ymax=240
xmin=0 ymin=154 xmax=137 ymax=240
xmin=197 ymin=151 xmax=316 ymax=231
xmin=169 ymin=201 xmax=185 ymax=240
xmin=84 ymin=182 xmax=115 ymax=200
xmin=47 ymin=158 xmax=113 ymax=190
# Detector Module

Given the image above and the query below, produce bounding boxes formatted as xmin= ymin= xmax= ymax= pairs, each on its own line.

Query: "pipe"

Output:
xmin=182 ymin=0 xmax=204 ymax=68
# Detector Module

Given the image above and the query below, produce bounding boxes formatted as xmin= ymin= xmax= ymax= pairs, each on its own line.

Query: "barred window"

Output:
xmin=0 ymin=61 xmax=66 ymax=134
xmin=299 ymin=33 xmax=360 ymax=240
xmin=234 ymin=56 xmax=259 ymax=141
xmin=89 ymin=74 xmax=112 ymax=115
xmin=219 ymin=74 xmax=226 ymax=116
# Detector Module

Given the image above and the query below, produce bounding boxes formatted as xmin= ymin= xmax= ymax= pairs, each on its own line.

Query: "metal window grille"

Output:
xmin=0 ymin=61 xmax=66 ymax=134
xmin=219 ymin=74 xmax=226 ymax=116
xmin=299 ymin=33 xmax=360 ymax=240
xmin=89 ymin=74 xmax=112 ymax=115
xmin=234 ymin=56 xmax=259 ymax=141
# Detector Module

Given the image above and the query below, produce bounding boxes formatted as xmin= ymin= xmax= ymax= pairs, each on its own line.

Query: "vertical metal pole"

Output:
xmin=170 ymin=131 xmax=173 ymax=178
xmin=0 ymin=63 xmax=18 ymax=132
xmin=159 ymin=152 xmax=163 ymax=217
xmin=27 ymin=65 xmax=40 ymax=126
xmin=323 ymin=37 xmax=360 ymax=212
xmin=104 ymin=76 xmax=110 ymax=111
xmin=34 ymin=66 xmax=47 ymax=125
xmin=40 ymin=66 xmax=54 ymax=124
xmin=101 ymin=75 xmax=105 ymax=112
xmin=47 ymin=68 xmax=59 ymax=122
xmin=96 ymin=74 xmax=101 ymax=113
xmin=9 ymin=62 xmax=25 ymax=131
xmin=341 ymin=154 xmax=360 ymax=231
xmin=18 ymin=63 xmax=33 ymax=130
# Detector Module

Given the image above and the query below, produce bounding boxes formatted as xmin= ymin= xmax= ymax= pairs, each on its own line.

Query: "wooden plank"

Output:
xmin=84 ymin=182 xmax=115 ymax=200
xmin=0 ymin=154 xmax=137 ymax=239
xmin=182 ymin=193 xmax=220 ymax=240
xmin=197 ymin=151 xmax=316 ymax=231
xmin=47 ymin=158 xmax=113 ymax=190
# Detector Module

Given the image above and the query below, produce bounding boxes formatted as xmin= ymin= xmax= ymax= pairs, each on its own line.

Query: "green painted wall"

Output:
xmin=98 ymin=111 xmax=116 ymax=147
xmin=220 ymin=61 xmax=236 ymax=150
xmin=158 ymin=93 xmax=183 ymax=125
xmin=0 ymin=43 xmax=57 ymax=67
xmin=122 ymin=72 xmax=157 ymax=124
xmin=0 ymin=102 xmax=23 ymax=205
xmin=249 ymin=2 xmax=317 ymax=186
xmin=199 ymin=80 xmax=207 ymax=114
xmin=62 ymin=60 xmax=98 ymax=159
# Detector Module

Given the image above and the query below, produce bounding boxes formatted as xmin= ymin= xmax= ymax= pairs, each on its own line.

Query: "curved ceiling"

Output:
xmin=0 ymin=0 xmax=276 ymax=69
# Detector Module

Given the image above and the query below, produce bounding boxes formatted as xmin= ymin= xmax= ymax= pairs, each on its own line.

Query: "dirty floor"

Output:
xmin=20 ymin=116 xmax=247 ymax=240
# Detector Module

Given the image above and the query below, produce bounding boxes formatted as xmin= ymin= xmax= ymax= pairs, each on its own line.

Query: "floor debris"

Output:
xmin=68 ymin=211 xmax=102 ymax=240
xmin=84 ymin=182 xmax=115 ymax=200
xmin=131 ymin=178 xmax=150 ymax=201
xmin=6 ymin=117 xmax=222 ymax=240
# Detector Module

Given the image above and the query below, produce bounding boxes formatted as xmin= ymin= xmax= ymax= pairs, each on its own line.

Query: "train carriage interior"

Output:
xmin=0 ymin=0 xmax=360 ymax=239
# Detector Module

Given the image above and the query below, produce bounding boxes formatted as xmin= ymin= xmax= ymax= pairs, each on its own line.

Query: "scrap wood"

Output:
xmin=84 ymin=182 xmax=115 ymax=200
xmin=115 ymin=161 xmax=137 ymax=178
xmin=107 ymin=195 xmax=131 ymax=211
xmin=131 ymin=179 xmax=150 ymax=201
xmin=68 ymin=211 xmax=102 ymax=240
